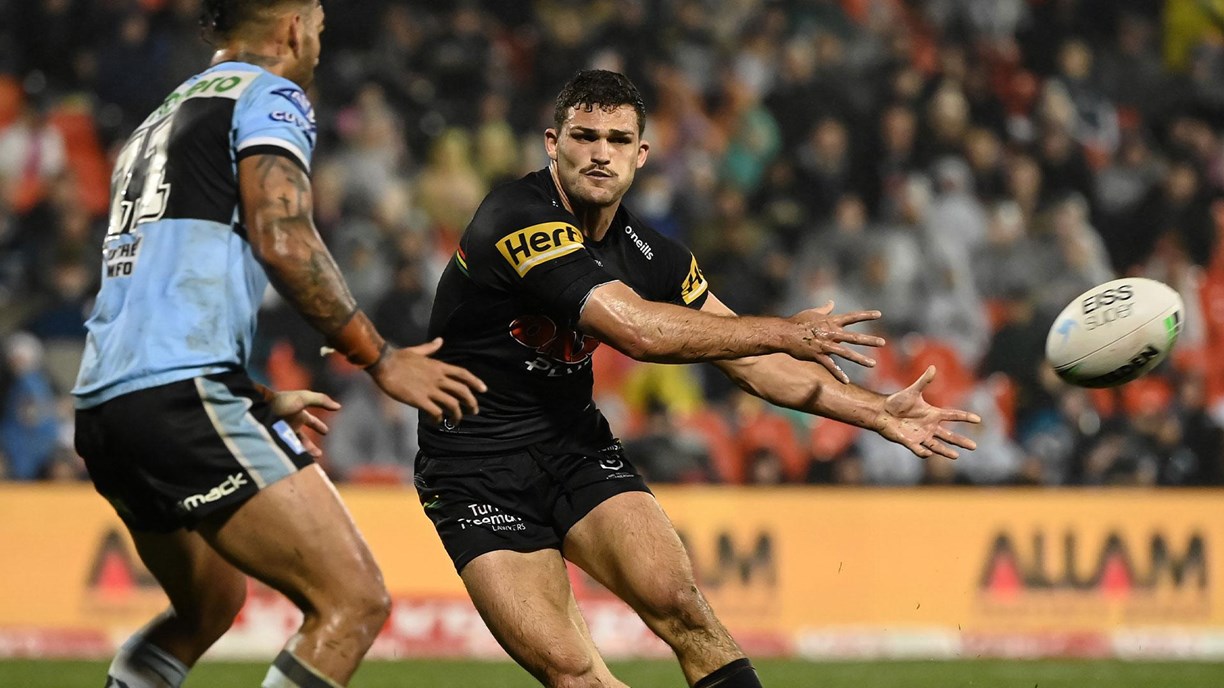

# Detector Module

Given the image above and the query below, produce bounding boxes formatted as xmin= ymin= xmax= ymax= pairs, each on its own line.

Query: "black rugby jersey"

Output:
xmin=419 ymin=168 xmax=709 ymax=456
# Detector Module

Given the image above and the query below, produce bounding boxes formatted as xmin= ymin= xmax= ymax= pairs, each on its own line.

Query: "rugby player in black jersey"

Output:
xmin=415 ymin=70 xmax=980 ymax=688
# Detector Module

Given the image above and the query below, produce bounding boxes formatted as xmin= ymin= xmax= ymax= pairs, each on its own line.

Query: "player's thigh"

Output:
xmin=563 ymin=491 xmax=707 ymax=626
xmin=461 ymin=548 xmax=609 ymax=682
xmin=129 ymin=527 xmax=247 ymax=628
xmin=196 ymin=464 xmax=386 ymax=616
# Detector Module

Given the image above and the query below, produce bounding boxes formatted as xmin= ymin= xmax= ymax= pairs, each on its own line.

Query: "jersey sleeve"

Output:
xmin=232 ymin=77 xmax=317 ymax=173
xmin=657 ymin=235 xmax=710 ymax=310
xmin=463 ymin=206 xmax=616 ymax=322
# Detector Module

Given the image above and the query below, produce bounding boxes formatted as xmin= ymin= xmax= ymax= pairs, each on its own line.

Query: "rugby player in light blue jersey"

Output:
xmin=71 ymin=2 xmax=485 ymax=687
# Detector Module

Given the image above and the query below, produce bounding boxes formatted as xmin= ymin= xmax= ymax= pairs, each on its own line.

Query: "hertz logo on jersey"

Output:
xmin=680 ymin=255 xmax=708 ymax=304
xmin=497 ymin=222 xmax=585 ymax=277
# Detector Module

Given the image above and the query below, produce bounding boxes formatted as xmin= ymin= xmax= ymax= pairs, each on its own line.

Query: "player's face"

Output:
xmin=288 ymin=1 xmax=325 ymax=89
xmin=546 ymin=104 xmax=649 ymax=209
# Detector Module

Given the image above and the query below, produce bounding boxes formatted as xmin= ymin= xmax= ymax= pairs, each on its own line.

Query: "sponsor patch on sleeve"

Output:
xmin=680 ymin=255 xmax=708 ymax=304
xmin=496 ymin=222 xmax=585 ymax=277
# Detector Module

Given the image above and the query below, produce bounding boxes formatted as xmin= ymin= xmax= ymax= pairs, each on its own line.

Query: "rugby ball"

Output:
xmin=1045 ymin=278 xmax=1183 ymax=388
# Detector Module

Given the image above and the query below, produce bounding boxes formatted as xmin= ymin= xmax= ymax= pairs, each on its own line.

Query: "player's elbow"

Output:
xmin=606 ymin=328 xmax=658 ymax=361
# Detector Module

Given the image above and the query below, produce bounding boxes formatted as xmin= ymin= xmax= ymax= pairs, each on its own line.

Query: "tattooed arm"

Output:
xmin=238 ymin=154 xmax=485 ymax=423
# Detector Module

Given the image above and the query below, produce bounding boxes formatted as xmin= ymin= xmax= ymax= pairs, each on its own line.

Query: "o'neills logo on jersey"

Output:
xmin=624 ymin=225 xmax=654 ymax=260
xmin=497 ymin=222 xmax=585 ymax=276
xmin=976 ymin=528 xmax=1209 ymax=622
xmin=681 ymin=255 xmax=708 ymax=304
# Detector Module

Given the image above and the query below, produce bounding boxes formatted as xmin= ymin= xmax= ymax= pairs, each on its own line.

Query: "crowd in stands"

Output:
xmin=1 ymin=0 xmax=1222 ymax=487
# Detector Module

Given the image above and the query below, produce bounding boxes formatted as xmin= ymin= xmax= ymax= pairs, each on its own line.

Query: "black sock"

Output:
xmin=693 ymin=658 xmax=762 ymax=688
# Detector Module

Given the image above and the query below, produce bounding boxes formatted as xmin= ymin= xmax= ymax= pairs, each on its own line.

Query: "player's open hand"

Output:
xmin=786 ymin=301 xmax=885 ymax=383
xmin=368 ymin=338 xmax=488 ymax=425
xmin=269 ymin=389 xmax=341 ymax=458
xmin=875 ymin=365 xmax=981 ymax=459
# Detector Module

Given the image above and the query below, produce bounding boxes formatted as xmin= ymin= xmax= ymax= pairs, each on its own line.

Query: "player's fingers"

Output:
xmin=936 ymin=426 xmax=976 ymax=450
xmin=836 ymin=310 xmax=883 ymax=325
xmin=835 ymin=331 xmax=886 ymax=348
xmin=434 ymin=391 xmax=464 ymax=425
xmin=905 ymin=439 xmax=934 ymax=459
xmin=909 ymin=365 xmax=937 ymax=392
xmin=408 ymin=337 xmax=444 ymax=356
xmin=299 ymin=434 xmax=323 ymax=458
xmin=815 ymin=354 xmax=849 ymax=384
xmin=298 ymin=391 xmax=341 ymax=411
xmin=924 ymin=437 xmax=959 ymax=460
xmin=445 ymin=363 xmax=488 ymax=393
xmin=302 ymin=411 xmax=330 ymax=436
xmin=440 ymin=377 xmax=480 ymax=414
xmin=941 ymin=408 xmax=982 ymax=424
xmin=814 ymin=300 xmax=835 ymax=314
xmin=827 ymin=344 xmax=877 ymax=368
xmin=417 ymin=397 xmax=445 ymax=426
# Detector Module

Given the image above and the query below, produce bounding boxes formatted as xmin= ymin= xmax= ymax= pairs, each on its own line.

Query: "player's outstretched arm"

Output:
xmin=704 ymin=293 xmax=980 ymax=459
xmin=579 ymin=281 xmax=884 ymax=382
xmin=238 ymin=154 xmax=486 ymax=424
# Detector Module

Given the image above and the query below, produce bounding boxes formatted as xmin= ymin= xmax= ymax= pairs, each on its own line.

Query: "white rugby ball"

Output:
xmin=1045 ymin=277 xmax=1183 ymax=388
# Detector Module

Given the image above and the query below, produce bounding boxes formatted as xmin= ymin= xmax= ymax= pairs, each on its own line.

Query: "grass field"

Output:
xmin=2 ymin=659 xmax=1223 ymax=687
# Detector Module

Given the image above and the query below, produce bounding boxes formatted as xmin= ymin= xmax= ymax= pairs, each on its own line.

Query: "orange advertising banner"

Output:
xmin=2 ymin=485 xmax=1222 ymax=659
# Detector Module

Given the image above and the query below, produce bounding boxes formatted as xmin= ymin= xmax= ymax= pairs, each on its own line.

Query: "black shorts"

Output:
xmin=75 ymin=371 xmax=314 ymax=533
xmin=414 ymin=441 xmax=651 ymax=573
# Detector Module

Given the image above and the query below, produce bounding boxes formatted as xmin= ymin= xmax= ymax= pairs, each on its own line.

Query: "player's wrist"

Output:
xmin=326 ymin=309 xmax=389 ymax=369
xmin=253 ymin=382 xmax=278 ymax=402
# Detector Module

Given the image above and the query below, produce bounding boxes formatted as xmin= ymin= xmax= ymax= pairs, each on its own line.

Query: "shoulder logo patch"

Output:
xmin=680 ymin=255 xmax=708 ymax=304
xmin=271 ymin=88 xmax=315 ymax=120
xmin=497 ymin=222 xmax=585 ymax=277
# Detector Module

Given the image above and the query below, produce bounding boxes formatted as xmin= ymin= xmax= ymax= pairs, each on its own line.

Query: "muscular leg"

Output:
xmin=461 ymin=549 xmax=626 ymax=688
xmin=563 ymin=492 xmax=751 ymax=686
xmin=196 ymin=464 xmax=391 ymax=686
xmin=105 ymin=529 xmax=247 ymax=687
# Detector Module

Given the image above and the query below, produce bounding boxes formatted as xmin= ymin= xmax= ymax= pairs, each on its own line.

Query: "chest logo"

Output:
xmin=497 ymin=222 xmax=584 ymax=277
xmin=509 ymin=315 xmax=600 ymax=372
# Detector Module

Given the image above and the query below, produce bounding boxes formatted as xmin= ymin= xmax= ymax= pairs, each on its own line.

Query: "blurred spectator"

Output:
xmin=623 ymin=399 xmax=714 ymax=484
xmin=0 ymin=91 xmax=66 ymax=215
xmin=323 ymin=375 xmax=417 ymax=484
xmin=0 ymin=332 xmax=63 ymax=480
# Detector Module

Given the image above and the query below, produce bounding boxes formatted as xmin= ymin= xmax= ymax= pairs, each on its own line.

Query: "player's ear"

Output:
xmin=285 ymin=12 xmax=303 ymax=58
xmin=544 ymin=128 xmax=559 ymax=162
xmin=636 ymin=138 xmax=650 ymax=169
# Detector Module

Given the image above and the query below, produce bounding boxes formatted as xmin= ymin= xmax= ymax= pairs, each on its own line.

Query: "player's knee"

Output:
xmin=321 ymin=579 xmax=391 ymax=643
xmin=647 ymin=583 xmax=716 ymax=636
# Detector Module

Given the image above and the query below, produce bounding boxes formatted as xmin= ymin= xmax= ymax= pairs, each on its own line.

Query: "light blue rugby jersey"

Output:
xmin=73 ymin=62 xmax=317 ymax=408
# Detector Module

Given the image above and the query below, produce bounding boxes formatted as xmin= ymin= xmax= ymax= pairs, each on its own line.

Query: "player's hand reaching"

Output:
xmin=268 ymin=389 xmax=341 ymax=458
xmin=874 ymin=365 xmax=981 ymax=459
xmin=785 ymin=301 xmax=885 ymax=383
xmin=368 ymin=338 xmax=488 ymax=425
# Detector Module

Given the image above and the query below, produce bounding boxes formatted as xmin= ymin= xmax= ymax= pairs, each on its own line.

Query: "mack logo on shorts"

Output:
xmin=273 ymin=420 xmax=306 ymax=455
xmin=680 ymin=255 xmax=708 ymax=304
xmin=180 ymin=473 xmax=249 ymax=511
xmin=497 ymin=222 xmax=584 ymax=276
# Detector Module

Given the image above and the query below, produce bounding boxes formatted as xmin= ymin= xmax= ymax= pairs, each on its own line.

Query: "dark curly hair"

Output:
xmin=200 ymin=0 xmax=312 ymax=41
xmin=553 ymin=70 xmax=647 ymax=135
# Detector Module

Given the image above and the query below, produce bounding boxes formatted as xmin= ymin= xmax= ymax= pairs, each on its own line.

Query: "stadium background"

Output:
xmin=2 ymin=0 xmax=1224 ymax=685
